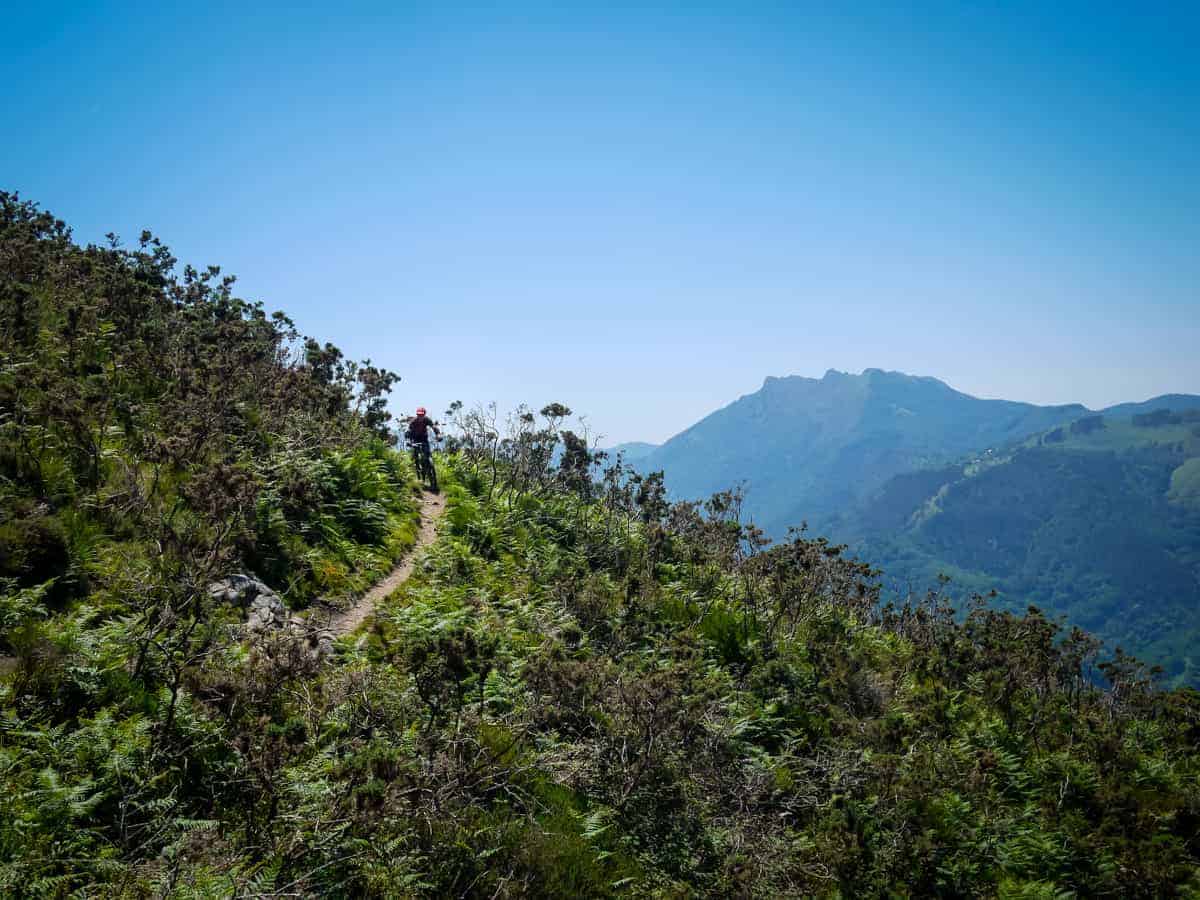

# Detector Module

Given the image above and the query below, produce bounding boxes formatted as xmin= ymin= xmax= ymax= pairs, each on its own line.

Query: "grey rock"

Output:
xmin=212 ymin=573 xmax=337 ymax=663
xmin=304 ymin=627 xmax=336 ymax=662
xmin=246 ymin=593 xmax=290 ymax=633
xmin=208 ymin=574 xmax=277 ymax=608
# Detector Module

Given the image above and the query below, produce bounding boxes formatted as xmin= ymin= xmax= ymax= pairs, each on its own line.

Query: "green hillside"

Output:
xmin=850 ymin=412 xmax=1200 ymax=685
xmin=3 ymin=197 xmax=1200 ymax=896
xmin=1172 ymin=458 xmax=1200 ymax=510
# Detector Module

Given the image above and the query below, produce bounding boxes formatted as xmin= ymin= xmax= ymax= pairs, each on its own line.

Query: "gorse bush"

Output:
xmin=2 ymin=197 xmax=1199 ymax=896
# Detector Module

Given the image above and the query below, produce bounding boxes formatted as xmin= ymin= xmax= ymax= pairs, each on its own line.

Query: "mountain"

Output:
xmin=605 ymin=440 xmax=659 ymax=462
xmin=639 ymin=368 xmax=1087 ymax=537
xmin=1100 ymin=394 xmax=1200 ymax=419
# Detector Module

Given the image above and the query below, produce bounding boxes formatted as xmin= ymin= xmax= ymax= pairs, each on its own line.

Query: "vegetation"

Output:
xmin=1169 ymin=458 xmax=1200 ymax=511
xmin=3 ymin=197 xmax=1200 ymax=896
xmin=0 ymin=192 xmax=419 ymax=891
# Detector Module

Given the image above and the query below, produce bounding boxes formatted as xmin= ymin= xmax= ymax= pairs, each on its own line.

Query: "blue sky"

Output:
xmin=3 ymin=2 xmax=1197 ymax=444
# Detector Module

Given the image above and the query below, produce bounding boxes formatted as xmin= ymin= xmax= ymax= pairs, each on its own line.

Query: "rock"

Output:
xmin=210 ymin=572 xmax=288 ymax=633
xmin=208 ymin=574 xmax=277 ymax=608
xmin=305 ymin=628 xmax=336 ymax=662
xmin=246 ymin=593 xmax=290 ymax=633
xmin=211 ymin=573 xmax=337 ymax=663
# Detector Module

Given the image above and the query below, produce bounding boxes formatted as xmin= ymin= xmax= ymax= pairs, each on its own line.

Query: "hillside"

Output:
xmin=3 ymin=197 xmax=1200 ymax=896
xmin=639 ymin=369 xmax=1087 ymax=538
xmin=848 ymin=408 xmax=1200 ymax=685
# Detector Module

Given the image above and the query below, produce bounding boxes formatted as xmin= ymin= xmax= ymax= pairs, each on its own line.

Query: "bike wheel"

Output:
xmin=425 ymin=450 xmax=438 ymax=491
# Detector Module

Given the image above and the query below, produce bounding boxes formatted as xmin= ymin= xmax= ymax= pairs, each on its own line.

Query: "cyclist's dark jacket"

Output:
xmin=406 ymin=415 xmax=437 ymax=443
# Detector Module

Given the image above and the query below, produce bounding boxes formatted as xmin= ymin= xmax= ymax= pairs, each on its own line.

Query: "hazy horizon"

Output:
xmin=608 ymin=366 xmax=1200 ymax=449
xmin=4 ymin=2 xmax=1197 ymax=444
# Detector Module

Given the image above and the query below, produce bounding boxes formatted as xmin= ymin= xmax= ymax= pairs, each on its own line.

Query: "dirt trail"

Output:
xmin=325 ymin=489 xmax=446 ymax=637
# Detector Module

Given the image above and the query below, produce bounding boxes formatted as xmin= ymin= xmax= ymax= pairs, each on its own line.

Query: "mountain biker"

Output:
xmin=405 ymin=407 xmax=441 ymax=489
xmin=405 ymin=407 xmax=441 ymax=447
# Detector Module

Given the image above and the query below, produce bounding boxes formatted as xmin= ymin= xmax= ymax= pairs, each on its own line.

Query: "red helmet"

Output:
xmin=416 ymin=407 xmax=426 ymax=416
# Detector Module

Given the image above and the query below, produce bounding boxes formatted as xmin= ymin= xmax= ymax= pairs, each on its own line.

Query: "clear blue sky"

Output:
xmin=3 ymin=2 xmax=1197 ymax=444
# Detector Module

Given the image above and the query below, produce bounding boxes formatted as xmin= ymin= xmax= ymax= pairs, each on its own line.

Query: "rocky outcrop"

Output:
xmin=208 ymin=574 xmax=275 ymax=609
xmin=208 ymin=574 xmax=334 ymax=662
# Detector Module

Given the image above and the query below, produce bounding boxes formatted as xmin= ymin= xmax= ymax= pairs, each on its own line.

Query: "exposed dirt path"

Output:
xmin=325 ymin=489 xmax=446 ymax=638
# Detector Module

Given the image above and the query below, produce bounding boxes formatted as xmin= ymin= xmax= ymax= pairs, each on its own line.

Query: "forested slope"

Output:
xmin=849 ymin=413 xmax=1200 ymax=686
xmin=2 ymin=197 xmax=1199 ymax=897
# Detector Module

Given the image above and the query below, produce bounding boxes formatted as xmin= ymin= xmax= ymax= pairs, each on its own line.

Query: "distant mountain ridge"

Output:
xmin=637 ymin=368 xmax=1092 ymax=536
xmin=606 ymin=441 xmax=659 ymax=462
xmin=1097 ymin=394 xmax=1200 ymax=418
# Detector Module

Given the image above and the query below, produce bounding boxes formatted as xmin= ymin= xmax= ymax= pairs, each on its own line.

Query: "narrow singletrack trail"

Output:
xmin=325 ymin=489 xmax=446 ymax=638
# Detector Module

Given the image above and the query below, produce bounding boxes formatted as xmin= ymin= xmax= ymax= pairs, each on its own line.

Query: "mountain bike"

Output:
xmin=407 ymin=437 xmax=439 ymax=492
